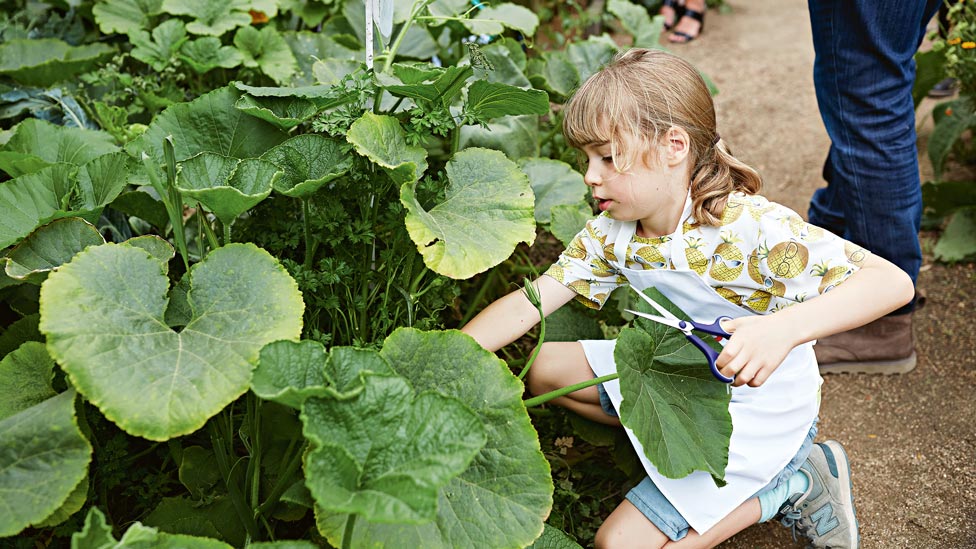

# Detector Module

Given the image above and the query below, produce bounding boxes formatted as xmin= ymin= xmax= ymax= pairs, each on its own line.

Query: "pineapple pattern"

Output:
xmin=544 ymin=191 xmax=864 ymax=311
xmin=685 ymin=236 xmax=710 ymax=275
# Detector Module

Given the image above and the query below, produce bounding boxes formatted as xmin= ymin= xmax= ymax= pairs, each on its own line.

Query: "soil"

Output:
xmin=659 ymin=1 xmax=976 ymax=547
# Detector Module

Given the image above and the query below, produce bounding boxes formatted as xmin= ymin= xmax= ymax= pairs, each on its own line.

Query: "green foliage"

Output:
xmin=923 ymin=1 xmax=976 ymax=263
xmin=615 ymin=288 xmax=732 ymax=486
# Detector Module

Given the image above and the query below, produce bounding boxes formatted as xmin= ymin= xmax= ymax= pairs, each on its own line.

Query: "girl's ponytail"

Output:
xmin=690 ymin=138 xmax=763 ymax=226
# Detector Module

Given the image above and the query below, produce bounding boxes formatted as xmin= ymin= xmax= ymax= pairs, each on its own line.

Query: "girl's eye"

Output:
xmin=602 ymin=156 xmax=613 ymax=163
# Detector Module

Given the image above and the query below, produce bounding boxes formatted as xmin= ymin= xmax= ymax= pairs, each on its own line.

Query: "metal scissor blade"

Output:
xmin=623 ymin=309 xmax=686 ymax=332
xmin=630 ymin=287 xmax=679 ymax=321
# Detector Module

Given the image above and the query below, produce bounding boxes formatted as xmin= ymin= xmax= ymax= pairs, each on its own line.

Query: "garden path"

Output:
xmin=669 ymin=1 xmax=976 ymax=547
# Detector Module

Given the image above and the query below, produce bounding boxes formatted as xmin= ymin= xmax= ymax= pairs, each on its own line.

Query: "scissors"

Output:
xmin=625 ymin=287 xmax=735 ymax=383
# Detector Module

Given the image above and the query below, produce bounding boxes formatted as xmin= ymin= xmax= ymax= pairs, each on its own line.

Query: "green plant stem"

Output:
xmin=208 ymin=420 xmax=260 ymax=541
xmin=523 ymin=373 xmax=619 ymax=408
xmin=302 ymin=198 xmax=315 ymax=268
xmin=254 ymin=438 xmax=306 ymax=516
xmin=450 ymin=123 xmax=461 ymax=155
xmin=247 ymin=394 xmax=262 ymax=509
xmin=381 ymin=0 xmax=424 ymax=73
xmin=517 ymin=317 xmax=545 ymax=381
xmin=223 ymin=221 xmax=232 ymax=246
xmin=201 ymin=212 xmax=221 ymax=251
xmin=342 ymin=514 xmax=357 ymax=549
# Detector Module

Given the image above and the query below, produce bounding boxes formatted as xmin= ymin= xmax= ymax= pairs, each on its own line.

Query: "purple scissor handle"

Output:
xmin=626 ymin=287 xmax=735 ymax=383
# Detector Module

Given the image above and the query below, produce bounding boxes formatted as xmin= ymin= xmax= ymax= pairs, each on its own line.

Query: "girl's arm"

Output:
xmin=715 ymin=253 xmax=914 ymax=387
xmin=462 ymin=275 xmax=578 ymax=352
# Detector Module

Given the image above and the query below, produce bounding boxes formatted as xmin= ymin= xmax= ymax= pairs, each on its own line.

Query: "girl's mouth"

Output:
xmin=597 ymin=198 xmax=612 ymax=211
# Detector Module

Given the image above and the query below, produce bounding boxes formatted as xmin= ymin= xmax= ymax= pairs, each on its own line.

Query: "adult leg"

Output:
xmin=525 ymin=341 xmax=621 ymax=426
xmin=807 ymin=0 xmax=941 ymax=372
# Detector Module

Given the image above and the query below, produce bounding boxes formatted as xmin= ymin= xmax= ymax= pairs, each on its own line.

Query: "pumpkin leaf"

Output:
xmin=401 ymin=147 xmax=535 ymax=279
xmin=302 ymin=372 xmax=486 ymax=523
xmin=39 ymin=243 xmax=304 ymax=440
xmin=262 ymin=134 xmax=353 ymax=199
xmin=0 ymin=390 xmax=92 ymax=537
xmin=614 ymin=288 xmax=732 ymax=486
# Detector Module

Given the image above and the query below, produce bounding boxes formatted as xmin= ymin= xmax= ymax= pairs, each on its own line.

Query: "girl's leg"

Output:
xmin=595 ymin=500 xmax=670 ymax=549
xmin=663 ymin=498 xmax=761 ymax=549
xmin=525 ymin=342 xmax=621 ymax=426
xmin=594 ymin=497 xmax=761 ymax=549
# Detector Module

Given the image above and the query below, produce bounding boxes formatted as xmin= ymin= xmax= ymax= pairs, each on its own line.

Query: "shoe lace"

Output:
xmin=779 ymin=506 xmax=808 ymax=543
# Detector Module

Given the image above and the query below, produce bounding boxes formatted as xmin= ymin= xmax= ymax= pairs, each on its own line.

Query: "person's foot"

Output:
xmin=777 ymin=441 xmax=860 ymax=548
xmin=928 ymin=77 xmax=959 ymax=98
xmin=667 ymin=0 xmax=704 ymax=43
xmin=659 ymin=0 xmax=682 ymax=30
xmin=815 ymin=314 xmax=916 ymax=375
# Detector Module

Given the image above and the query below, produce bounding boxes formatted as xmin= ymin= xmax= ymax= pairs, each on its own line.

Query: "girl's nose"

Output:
xmin=584 ymin=167 xmax=601 ymax=187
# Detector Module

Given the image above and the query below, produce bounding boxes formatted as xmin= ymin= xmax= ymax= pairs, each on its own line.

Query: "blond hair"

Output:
xmin=562 ymin=48 xmax=762 ymax=226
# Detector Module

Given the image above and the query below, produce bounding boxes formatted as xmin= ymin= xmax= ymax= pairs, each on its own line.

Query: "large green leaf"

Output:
xmin=235 ymin=94 xmax=320 ymax=130
xmin=78 ymin=151 xmax=131 ymax=207
xmin=567 ymin=35 xmax=619 ymax=84
xmin=922 ymin=179 xmax=976 ymax=219
xmin=144 ymin=496 xmax=244 ymax=546
xmin=0 ymin=390 xmax=92 ymax=537
xmin=316 ymin=328 xmax=551 ymax=548
xmin=459 ymin=114 xmax=539 ymax=160
xmin=928 ymin=98 xmax=976 ymax=179
xmin=302 ymin=373 xmax=486 ymax=523
xmin=110 ymin=190 xmax=170 ymax=230
xmin=0 ymin=164 xmax=84 ymax=249
xmin=465 ymin=80 xmax=549 ymax=123
xmin=527 ymin=524 xmax=584 ymax=549
xmin=234 ymin=26 xmax=298 ymax=85
xmin=607 ymin=0 xmax=664 ymax=48
xmin=130 ymin=19 xmax=188 ymax=71
xmin=126 ymin=86 xmax=288 ymax=164
xmin=176 ymin=153 xmax=278 ymax=225
xmin=934 ymin=206 xmax=976 ymax=262
xmin=262 ymin=134 xmax=353 ymax=198
xmin=464 ymin=3 xmax=539 ymax=36
xmin=912 ymin=49 xmax=945 ymax=108
xmin=347 ymin=112 xmax=428 ymax=185
xmin=282 ymin=30 xmax=359 ymax=86
xmin=72 ymin=507 xmax=234 ymax=548
xmin=526 ymin=51 xmax=580 ymax=100
xmin=39 ymin=243 xmax=304 ymax=440
xmin=614 ymin=288 xmax=732 ymax=486
xmin=401 ymin=147 xmax=535 ymax=279
xmin=519 ymin=158 xmax=587 ymax=224
xmin=3 ymin=118 xmax=118 ymax=169
xmin=472 ymin=40 xmax=530 ymax=88
xmin=92 ymin=0 xmax=164 ymax=36
xmin=0 ymin=39 xmax=114 ymax=87
xmin=382 ymin=64 xmax=473 ymax=107
xmin=253 ymin=339 xmax=331 ymax=409
xmin=179 ymin=37 xmax=245 ymax=73
xmin=2 ymin=218 xmax=105 ymax=285
xmin=162 ymin=0 xmax=251 ymax=36
xmin=550 ymin=203 xmax=593 ymax=247
xmin=0 ymin=342 xmax=56 ymax=421
xmin=0 ymin=314 xmax=43 ymax=359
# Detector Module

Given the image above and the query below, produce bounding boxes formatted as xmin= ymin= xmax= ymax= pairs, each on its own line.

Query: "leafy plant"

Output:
xmin=917 ymin=1 xmax=976 ymax=262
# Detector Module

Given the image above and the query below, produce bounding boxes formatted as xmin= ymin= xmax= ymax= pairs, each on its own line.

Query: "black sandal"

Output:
xmin=668 ymin=7 xmax=704 ymax=43
xmin=660 ymin=0 xmax=685 ymax=31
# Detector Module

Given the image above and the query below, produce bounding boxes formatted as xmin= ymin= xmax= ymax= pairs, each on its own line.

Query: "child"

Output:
xmin=461 ymin=49 xmax=913 ymax=548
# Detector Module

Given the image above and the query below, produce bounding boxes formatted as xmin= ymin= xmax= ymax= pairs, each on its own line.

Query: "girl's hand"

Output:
xmin=715 ymin=315 xmax=801 ymax=387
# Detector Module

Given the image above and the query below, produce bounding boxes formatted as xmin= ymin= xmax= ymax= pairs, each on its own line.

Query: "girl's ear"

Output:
xmin=665 ymin=126 xmax=691 ymax=166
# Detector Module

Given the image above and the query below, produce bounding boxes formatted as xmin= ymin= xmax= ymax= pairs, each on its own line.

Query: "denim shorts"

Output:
xmin=597 ymin=384 xmax=818 ymax=541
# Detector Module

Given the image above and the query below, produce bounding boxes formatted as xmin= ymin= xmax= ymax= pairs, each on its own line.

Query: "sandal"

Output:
xmin=668 ymin=7 xmax=704 ymax=43
xmin=659 ymin=0 xmax=684 ymax=31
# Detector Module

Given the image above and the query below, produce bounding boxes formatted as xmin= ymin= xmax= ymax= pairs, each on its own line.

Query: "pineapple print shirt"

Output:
xmin=545 ymin=192 xmax=868 ymax=314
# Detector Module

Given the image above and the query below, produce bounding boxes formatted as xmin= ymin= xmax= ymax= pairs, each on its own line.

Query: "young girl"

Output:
xmin=462 ymin=49 xmax=913 ymax=548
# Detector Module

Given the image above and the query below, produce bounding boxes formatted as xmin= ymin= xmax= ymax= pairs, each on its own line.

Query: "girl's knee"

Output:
xmin=525 ymin=342 xmax=561 ymax=396
xmin=595 ymin=501 xmax=668 ymax=549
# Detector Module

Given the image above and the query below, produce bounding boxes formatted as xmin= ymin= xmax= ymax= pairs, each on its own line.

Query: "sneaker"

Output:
xmin=928 ymin=77 xmax=958 ymax=98
xmin=777 ymin=440 xmax=860 ymax=548
xmin=815 ymin=314 xmax=916 ymax=375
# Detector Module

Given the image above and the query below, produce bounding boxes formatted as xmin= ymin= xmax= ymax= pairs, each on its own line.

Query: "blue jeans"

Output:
xmin=807 ymin=0 xmax=940 ymax=314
